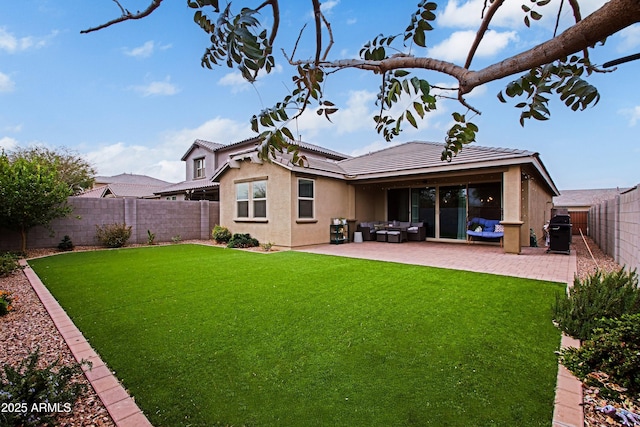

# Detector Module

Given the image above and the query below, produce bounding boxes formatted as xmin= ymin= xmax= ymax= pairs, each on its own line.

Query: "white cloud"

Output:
xmin=620 ymin=106 xmax=640 ymax=127
xmin=124 ymin=41 xmax=156 ymax=58
xmin=617 ymin=24 xmax=640 ymax=53
xmin=438 ymin=0 xmax=609 ymax=30
xmin=85 ymin=117 xmax=254 ymax=182
xmin=0 ymin=136 xmax=18 ymax=151
xmin=218 ymin=64 xmax=283 ymax=93
xmin=0 ymin=72 xmax=15 ymax=93
xmin=131 ymin=76 xmax=179 ymax=97
xmin=291 ymin=90 xmax=377 ymax=140
xmin=306 ymin=0 xmax=339 ymax=19
xmin=218 ymin=72 xmax=252 ymax=93
xmin=321 ymin=0 xmax=340 ymax=14
xmin=0 ymin=27 xmax=57 ymax=53
xmin=427 ymin=30 xmax=517 ymax=63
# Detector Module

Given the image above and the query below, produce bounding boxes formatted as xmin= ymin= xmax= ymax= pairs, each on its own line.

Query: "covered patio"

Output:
xmin=298 ymin=240 xmax=576 ymax=283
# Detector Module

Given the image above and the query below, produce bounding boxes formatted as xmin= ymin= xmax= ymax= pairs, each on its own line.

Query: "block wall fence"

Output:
xmin=588 ymin=185 xmax=640 ymax=273
xmin=0 ymin=198 xmax=220 ymax=251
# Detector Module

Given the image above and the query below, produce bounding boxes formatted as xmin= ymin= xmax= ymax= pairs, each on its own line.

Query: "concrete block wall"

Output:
xmin=0 ymin=198 xmax=220 ymax=251
xmin=589 ymin=185 xmax=639 ymax=273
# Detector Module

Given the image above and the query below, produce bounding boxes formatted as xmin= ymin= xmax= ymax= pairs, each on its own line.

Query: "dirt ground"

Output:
xmin=0 ymin=237 xmax=636 ymax=426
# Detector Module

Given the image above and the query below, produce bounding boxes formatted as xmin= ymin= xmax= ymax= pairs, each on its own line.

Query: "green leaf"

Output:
xmin=413 ymin=30 xmax=426 ymax=47
xmin=406 ymin=110 xmax=417 ymax=128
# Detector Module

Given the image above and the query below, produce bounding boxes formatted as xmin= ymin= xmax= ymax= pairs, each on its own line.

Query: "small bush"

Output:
xmin=57 ymin=235 xmax=74 ymax=252
xmin=171 ymin=235 xmax=182 ymax=244
xmin=0 ymin=349 xmax=89 ymax=427
xmin=147 ymin=230 xmax=156 ymax=245
xmin=95 ymin=223 xmax=132 ymax=248
xmin=0 ymin=253 xmax=20 ymax=277
xmin=227 ymin=233 xmax=259 ymax=249
xmin=260 ymin=242 xmax=274 ymax=252
xmin=212 ymin=225 xmax=232 ymax=244
xmin=0 ymin=290 xmax=15 ymax=316
xmin=553 ymin=268 xmax=640 ymax=340
xmin=559 ymin=314 xmax=640 ymax=394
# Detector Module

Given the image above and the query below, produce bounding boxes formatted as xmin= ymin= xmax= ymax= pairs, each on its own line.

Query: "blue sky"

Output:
xmin=1 ymin=0 xmax=638 ymax=190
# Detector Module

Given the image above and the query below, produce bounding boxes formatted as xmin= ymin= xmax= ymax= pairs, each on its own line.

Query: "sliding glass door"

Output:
xmin=439 ymin=185 xmax=467 ymax=240
xmin=411 ymin=187 xmax=436 ymax=238
xmin=386 ymin=183 xmax=497 ymax=241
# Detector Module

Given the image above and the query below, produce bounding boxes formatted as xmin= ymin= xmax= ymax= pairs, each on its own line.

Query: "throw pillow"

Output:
xmin=494 ymin=224 xmax=504 ymax=233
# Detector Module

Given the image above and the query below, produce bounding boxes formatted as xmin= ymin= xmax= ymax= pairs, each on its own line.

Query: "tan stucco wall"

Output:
xmin=290 ymin=174 xmax=352 ymax=247
xmin=218 ymin=160 xmax=352 ymax=247
xmin=521 ymin=173 xmax=554 ymax=246
xmin=354 ymin=186 xmax=386 ymax=222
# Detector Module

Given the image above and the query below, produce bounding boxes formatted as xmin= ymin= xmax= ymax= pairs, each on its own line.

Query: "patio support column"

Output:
xmin=502 ymin=165 xmax=523 ymax=254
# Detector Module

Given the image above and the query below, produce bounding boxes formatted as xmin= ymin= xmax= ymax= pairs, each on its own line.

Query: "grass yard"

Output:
xmin=29 ymin=244 xmax=564 ymax=426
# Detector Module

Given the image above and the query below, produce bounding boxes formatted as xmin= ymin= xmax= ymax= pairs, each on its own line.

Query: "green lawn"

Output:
xmin=29 ymin=244 xmax=564 ymax=426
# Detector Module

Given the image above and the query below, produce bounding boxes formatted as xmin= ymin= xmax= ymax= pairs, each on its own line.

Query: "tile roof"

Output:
xmin=218 ymin=136 xmax=350 ymax=160
xmin=338 ymin=141 xmax=535 ymax=177
xmin=212 ymin=139 xmax=559 ymax=195
xmin=155 ymin=179 xmax=218 ymax=195
xmin=76 ymin=183 xmax=165 ymax=198
xmin=94 ymin=173 xmax=173 ymax=186
xmin=554 ymin=188 xmax=629 ymax=207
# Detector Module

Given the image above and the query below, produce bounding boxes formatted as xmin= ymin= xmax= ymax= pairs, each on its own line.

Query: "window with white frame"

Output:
xmin=298 ymin=178 xmax=314 ymax=219
xmin=194 ymin=158 xmax=205 ymax=179
xmin=252 ymin=180 xmax=267 ymax=218
xmin=236 ymin=180 xmax=267 ymax=219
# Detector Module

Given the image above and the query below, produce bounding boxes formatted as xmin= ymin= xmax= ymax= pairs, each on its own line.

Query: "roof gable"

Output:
xmin=180 ymin=139 xmax=225 ymax=161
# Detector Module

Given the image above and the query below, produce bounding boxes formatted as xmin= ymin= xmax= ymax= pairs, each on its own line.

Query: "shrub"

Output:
xmin=559 ymin=314 xmax=640 ymax=394
xmin=260 ymin=241 xmax=274 ymax=252
xmin=147 ymin=230 xmax=156 ymax=245
xmin=212 ymin=225 xmax=232 ymax=244
xmin=171 ymin=235 xmax=182 ymax=244
xmin=57 ymin=235 xmax=74 ymax=252
xmin=0 ymin=253 xmax=20 ymax=277
xmin=227 ymin=233 xmax=259 ymax=249
xmin=0 ymin=349 xmax=89 ymax=427
xmin=0 ymin=290 xmax=15 ymax=316
xmin=95 ymin=223 xmax=132 ymax=248
xmin=553 ymin=268 xmax=640 ymax=340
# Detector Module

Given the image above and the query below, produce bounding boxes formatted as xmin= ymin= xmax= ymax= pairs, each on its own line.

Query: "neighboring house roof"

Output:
xmin=180 ymin=139 xmax=225 ymax=161
xmin=77 ymin=183 xmax=165 ymax=198
xmin=82 ymin=173 xmax=174 ymax=198
xmin=155 ymin=179 xmax=218 ymax=196
xmin=212 ymin=140 xmax=560 ymax=195
xmin=94 ymin=173 xmax=171 ymax=187
xmin=554 ymin=188 xmax=629 ymax=208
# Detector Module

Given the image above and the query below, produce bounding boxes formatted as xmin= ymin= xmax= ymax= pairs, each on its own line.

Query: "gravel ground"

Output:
xmin=0 ymin=238 xmax=636 ymax=426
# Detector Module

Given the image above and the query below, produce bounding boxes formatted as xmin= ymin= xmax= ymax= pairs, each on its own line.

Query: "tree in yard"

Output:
xmin=8 ymin=146 xmax=96 ymax=196
xmin=82 ymin=0 xmax=640 ymax=162
xmin=0 ymin=151 xmax=74 ymax=253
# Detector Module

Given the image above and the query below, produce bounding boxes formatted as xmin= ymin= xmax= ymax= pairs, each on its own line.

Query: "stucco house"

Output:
xmin=210 ymin=137 xmax=560 ymax=254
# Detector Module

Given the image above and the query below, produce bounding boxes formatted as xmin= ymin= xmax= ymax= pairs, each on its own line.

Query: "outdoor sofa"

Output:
xmin=357 ymin=221 xmax=426 ymax=242
xmin=466 ymin=217 xmax=504 ymax=247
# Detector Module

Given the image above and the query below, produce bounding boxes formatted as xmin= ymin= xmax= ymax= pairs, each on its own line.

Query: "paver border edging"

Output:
xmin=19 ymin=260 xmax=153 ymax=427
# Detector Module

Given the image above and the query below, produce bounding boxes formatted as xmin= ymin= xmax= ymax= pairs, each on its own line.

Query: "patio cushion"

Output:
xmin=407 ymin=226 xmax=418 ymax=232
